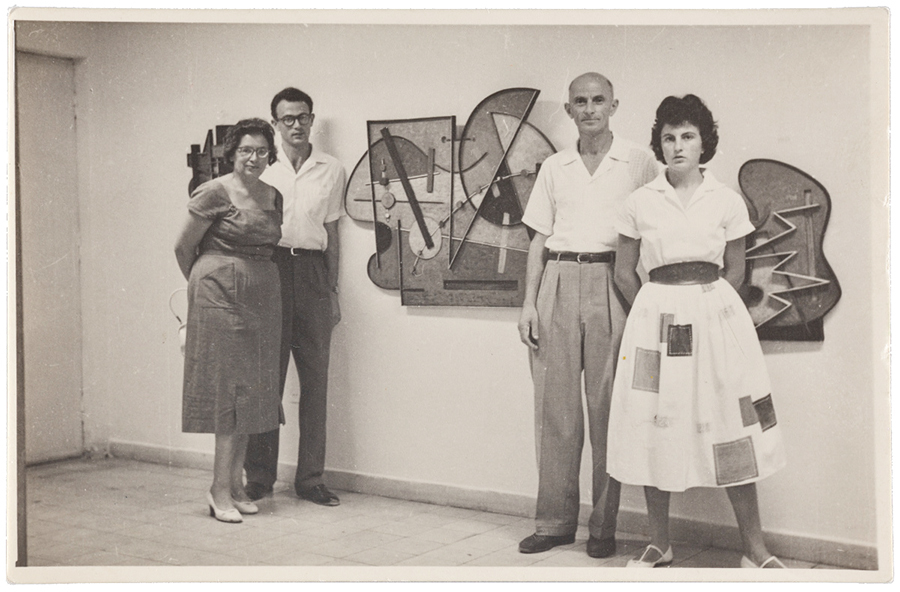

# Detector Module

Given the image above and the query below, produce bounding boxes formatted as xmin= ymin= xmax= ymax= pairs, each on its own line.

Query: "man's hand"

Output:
xmin=518 ymin=303 xmax=539 ymax=351
xmin=330 ymin=292 xmax=341 ymax=327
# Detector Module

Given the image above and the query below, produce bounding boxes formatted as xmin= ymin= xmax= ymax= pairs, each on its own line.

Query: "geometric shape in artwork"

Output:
xmin=632 ymin=347 xmax=661 ymax=393
xmin=739 ymin=395 xmax=760 ymax=427
xmin=713 ymin=436 xmax=759 ymax=486
xmin=341 ymin=89 xmax=557 ymax=307
xmin=667 ymin=324 xmax=693 ymax=357
xmin=739 ymin=159 xmax=842 ymax=340
xmin=752 ymin=394 xmax=778 ymax=432
xmin=659 ymin=313 xmax=674 ymax=343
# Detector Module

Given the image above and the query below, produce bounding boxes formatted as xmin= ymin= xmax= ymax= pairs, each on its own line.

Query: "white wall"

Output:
xmin=15 ymin=16 xmax=885 ymax=550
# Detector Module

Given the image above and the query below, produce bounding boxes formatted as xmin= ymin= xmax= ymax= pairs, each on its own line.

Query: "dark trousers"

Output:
xmin=244 ymin=247 xmax=333 ymax=492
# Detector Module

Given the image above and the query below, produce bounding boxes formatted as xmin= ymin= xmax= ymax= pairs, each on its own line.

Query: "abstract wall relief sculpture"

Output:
xmin=739 ymin=159 xmax=841 ymax=341
xmin=186 ymin=125 xmax=233 ymax=194
xmin=345 ymin=88 xmax=556 ymax=306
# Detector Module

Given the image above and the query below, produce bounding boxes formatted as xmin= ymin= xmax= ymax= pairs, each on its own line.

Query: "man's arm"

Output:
xmin=324 ymin=219 xmax=341 ymax=324
xmin=613 ymin=234 xmax=642 ymax=306
xmin=517 ymin=231 xmax=549 ymax=351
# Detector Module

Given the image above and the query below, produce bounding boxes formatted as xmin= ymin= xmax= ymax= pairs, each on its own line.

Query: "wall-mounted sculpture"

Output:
xmin=344 ymin=88 xmax=556 ymax=306
xmin=185 ymin=125 xmax=233 ymax=194
xmin=740 ymin=159 xmax=841 ymax=341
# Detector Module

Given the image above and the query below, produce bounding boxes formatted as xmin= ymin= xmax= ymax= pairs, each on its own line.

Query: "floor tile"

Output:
xmin=20 ymin=457 xmax=862 ymax=572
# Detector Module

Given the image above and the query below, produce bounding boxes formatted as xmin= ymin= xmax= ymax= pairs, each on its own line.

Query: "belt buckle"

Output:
xmin=289 ymin=247 xmax=301 ymax=256
xmin=576 ymin=253 xmax=590 ymax=264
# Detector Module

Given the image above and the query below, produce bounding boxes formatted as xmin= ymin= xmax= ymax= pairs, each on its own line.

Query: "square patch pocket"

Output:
xmin=667 ymin=324 xmax=693 ymax=356
xmin=713 ymin=436 xmax=759 ymax=485
xmin=632 ymin=347 xmax=661 ymax=393
xmin=753 ymin=394 xmax=777 ymax=432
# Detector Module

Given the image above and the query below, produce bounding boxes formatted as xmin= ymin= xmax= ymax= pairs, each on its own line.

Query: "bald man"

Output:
xmin=517 ymin=73 xmax=659 ymax=557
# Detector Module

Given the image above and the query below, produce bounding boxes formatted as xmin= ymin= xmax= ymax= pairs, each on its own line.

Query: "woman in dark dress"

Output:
xmin=174 ymin=119 xmax=284 ymax=523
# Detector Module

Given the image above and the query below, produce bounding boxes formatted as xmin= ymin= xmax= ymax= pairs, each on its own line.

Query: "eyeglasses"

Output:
xmin=235 ymin=146 xmax=270 ymax=158
xmin=276 ymin=113 xmax=312 ymax=127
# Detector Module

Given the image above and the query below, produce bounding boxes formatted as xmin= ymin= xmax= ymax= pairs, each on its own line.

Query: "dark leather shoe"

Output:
xmin=518 ymin=533 xmax=576 ymax=554
xmin=297 ymin=484 xmax=340 ymax=506
xmin=244 ymin=482 xmax=273 ymax=502
xmin=586 ymin=535 xmax=617 ymax=558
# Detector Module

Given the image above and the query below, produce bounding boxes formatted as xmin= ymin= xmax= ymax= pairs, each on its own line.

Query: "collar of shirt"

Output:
xmin=272 ymin=142 xmax=329 ymax=177
xmin=647 ymin=168 xmax=726 ymax=207
xmin=558 ymin=134 xmax=633 ymax=176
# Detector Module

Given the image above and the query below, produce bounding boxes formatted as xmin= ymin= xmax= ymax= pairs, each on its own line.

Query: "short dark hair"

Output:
xmin=223 ymin=118 xmax=278 ymax=165
xmin=650 ymin=94 xmax=718 ymax=165
xmin=270 ymin=87 xmax=314 ymax=120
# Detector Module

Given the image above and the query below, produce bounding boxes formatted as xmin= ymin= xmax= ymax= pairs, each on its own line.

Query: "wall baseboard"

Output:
xmin=108 ymin=440 xmax=877 ymax=570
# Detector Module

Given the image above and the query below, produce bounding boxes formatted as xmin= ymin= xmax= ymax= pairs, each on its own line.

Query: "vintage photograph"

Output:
xmin=8 ymin=7 xmax=891 ymax=583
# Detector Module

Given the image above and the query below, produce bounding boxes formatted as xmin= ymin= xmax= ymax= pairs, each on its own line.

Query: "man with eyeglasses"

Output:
xmin=243 ymin=87 xmax=346 ymax=507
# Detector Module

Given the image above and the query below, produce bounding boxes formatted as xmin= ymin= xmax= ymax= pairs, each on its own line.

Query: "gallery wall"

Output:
xmin=15 ymin=15 xmax=886 ymax=553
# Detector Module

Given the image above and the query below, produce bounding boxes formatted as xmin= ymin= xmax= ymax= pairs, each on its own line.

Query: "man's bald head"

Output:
xmin=568 ymin=72 xmax=615 ymax=100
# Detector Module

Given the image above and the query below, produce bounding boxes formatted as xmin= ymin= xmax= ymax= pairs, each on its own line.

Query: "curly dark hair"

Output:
xmin=223 ymin=118 xmax=277 ymax=165
xmin=270 ymin=87 xmax=314 ymax=120
xmin=650 ymin=94 xmax=718 ymax=165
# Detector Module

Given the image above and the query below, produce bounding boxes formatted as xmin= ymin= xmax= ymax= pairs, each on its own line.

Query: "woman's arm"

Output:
xmin=614 ymin=234 xmax=643 ymax=306
xmin=174 ymin=211 xmax=213 ymax=281
xmin=722 ymin=237 xmax=747 ymax=292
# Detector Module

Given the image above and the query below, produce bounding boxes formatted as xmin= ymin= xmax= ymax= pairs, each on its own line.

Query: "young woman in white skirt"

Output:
xmin=609 ymin=95 xmax=787 ymax=569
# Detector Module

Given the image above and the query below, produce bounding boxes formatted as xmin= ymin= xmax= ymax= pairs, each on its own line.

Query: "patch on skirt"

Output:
xmin=697 ymin=422 xmax=712 ymax=433
xmin=632 ymin=347 xmax=661 ymax=393
xmin=653 ymin=415 xmax=671 ymax=428
xmin=667 ymin=324 xmax=693 ymax=356
xmin=720 ymin=305 xmax=736 ymax=319
xmin=713 ymin=436 xmax=759 ymax=485
xmin=659 ymin=313 xmax=675 ymax=342
xmin=753 ymin=394 xmax=778 ymax=432
xmin=739 ymin=396 xmax=759 ymax=427
xmin=701 ymin=282 xmax=716 ymax=293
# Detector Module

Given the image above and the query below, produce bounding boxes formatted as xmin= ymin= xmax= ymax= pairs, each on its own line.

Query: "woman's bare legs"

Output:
xmin=726 ymin=483 xmax=775 ymax=565
xmin=230 ymin=433 xmax=252 ymax=502
xmin=211 ymin=433 xmax=242 ymax=510
xmin=644 ymin=486 xmax=672 ymax=553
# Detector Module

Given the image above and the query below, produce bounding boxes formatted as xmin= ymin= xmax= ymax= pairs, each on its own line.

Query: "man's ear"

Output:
xmin=564 ymin=102 xmax=574 ymax=119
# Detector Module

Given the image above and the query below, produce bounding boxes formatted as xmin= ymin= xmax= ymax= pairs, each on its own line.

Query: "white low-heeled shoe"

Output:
xmin=626 ymin=544 xmax=673 ymax=568
xmin=231 ymin=498 xmax=259 ymax=515
xmin=741 ymin=555 xmax=786 ymax=568
xmin=206 ymin=491 xmax=242 ymax=523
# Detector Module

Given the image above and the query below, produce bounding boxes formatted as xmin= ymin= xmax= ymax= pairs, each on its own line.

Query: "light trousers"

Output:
xmin=531 ymin=259 xmax=627 ymax=539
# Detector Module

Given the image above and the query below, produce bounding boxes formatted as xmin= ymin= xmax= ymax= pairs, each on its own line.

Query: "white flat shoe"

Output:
xmin=626 ymin=544 xmax=673 ymax=568
xmin=741 ymin=555 xmax=786 ymax=568
xmin=231 ymin=498 xmax=259 ymax=515
xmin=206 ymin=491 xmax=242 ymax=523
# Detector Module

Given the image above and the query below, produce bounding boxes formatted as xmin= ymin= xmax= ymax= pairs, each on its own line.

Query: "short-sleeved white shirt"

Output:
xmin=616 ymin=170 xmax=756 ymax=271
xmin=261 ymin=143 xmax=347 ymax=251
xmin=521 ymin=135 xmax=658 ymax=252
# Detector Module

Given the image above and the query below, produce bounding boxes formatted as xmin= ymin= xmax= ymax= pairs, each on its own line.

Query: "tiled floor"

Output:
xmin=22 ymin=457 xmax=839 ymax=569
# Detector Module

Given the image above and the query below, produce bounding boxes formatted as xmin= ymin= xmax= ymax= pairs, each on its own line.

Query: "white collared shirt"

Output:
xmin=522 ymin=135 xmax=659 ymax=252
xmin=616 ymin=170 xmax=756 ymax=271
xmin=260 ymin=143 xmax=347 ymax=250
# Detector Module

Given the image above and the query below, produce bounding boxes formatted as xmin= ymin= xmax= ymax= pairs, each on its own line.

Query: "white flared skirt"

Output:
xmin=607 ymin=278 xmax=786 ymax=492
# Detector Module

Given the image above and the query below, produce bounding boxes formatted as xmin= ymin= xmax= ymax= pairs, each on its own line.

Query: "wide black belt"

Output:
xmin=649 ymin=261 xmax=720 ymax=285
xmin=276 ymin=246 xmax=323 ymax=257
xmin=549 ymin=250 xmax=615 ymax=264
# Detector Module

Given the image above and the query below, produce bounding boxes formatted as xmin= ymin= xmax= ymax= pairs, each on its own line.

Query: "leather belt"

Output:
xmin=549 ymin=251 xmax=615 ymax=264
xmin=276 ymin=246 xmax=323 ymax=257
xmin=649 ymin=261 xmax=720 ymax=285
